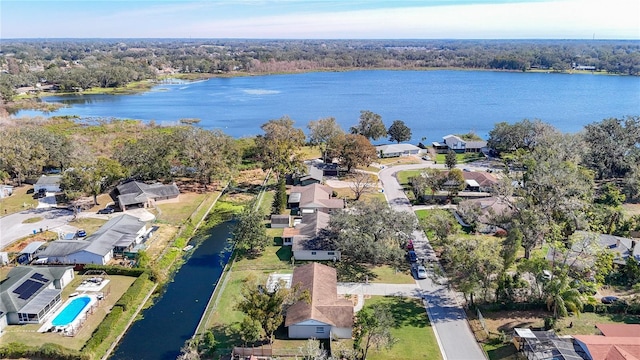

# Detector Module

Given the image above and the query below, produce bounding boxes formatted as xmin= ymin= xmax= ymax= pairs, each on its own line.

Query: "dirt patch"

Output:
xmin=470 ymin=309 xmax=547 ymax=338
xmin=622 ymin=203 xmax=640 ymax=217
xmin=3 ymin=232 xmax=58 ymax=253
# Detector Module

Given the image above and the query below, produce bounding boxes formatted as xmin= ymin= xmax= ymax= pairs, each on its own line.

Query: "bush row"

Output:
xmin=480 ymin=301 xmax=640 ymax=315
xmin=81 ymin=264 xmax=147 ymax=277
xmin=83 ymin=306 xmax=124 ymax=353
xmin=114 ymin=272 xmax=150 ymax=311
xmin=0 ymin=342 xmax=89 ymax=360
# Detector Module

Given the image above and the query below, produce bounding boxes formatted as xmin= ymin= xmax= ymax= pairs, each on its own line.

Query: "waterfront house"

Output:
xmin=375 ymin=143 xmax=422 ymax=158
xmin=285 ymin=263 xmax=353 ymax=339
xmin=110 ymin=180 xmax=180 ymax=211
xmin=433 ymin=135 xmax=487 ymax=154
xmin=38 ymin=214 xmax=148 ymax=265
xmin=0 ymin=266 xmax=74 ymax=325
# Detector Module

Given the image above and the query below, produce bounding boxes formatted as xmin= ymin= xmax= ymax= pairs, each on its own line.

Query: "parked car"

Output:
xmin=76 ymin=229 xmax=87 ymax=237
xmin=97 ymin=207 xmax=115 ymax=214
xmin=542 ymin=270 xmax=553 ymax=280
xmin=412 ymin=265 xmax=428 ymax=279
xmin=406 ymin=250 xmax=417 ymax=263
xmin=601 ymin=296 xmax=621 ymax=304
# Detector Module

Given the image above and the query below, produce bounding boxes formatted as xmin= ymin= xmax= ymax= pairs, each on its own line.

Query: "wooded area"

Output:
xmin=1 ymin=39 xmax=639 ymax=102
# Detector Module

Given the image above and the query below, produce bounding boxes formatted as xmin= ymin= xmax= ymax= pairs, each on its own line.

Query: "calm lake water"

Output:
xmin=110 ymin=221 xmax=234 ymax=360
xmin=16 ymin=70 xmax=640 ymax=142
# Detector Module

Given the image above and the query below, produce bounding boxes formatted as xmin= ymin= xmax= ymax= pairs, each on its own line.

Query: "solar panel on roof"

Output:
xmin=30 ymin=273 xmax=50 ymax=283
xmin=12 ymin=279 xmax=45 ymax=300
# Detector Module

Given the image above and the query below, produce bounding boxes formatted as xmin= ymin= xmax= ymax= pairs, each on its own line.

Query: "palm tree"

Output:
xmin=544 ymin=276 xmax=584 ymax=319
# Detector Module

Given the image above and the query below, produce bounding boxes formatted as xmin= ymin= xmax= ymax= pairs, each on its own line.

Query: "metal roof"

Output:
xmin=21 ymin=241 xmax=46 ymax=254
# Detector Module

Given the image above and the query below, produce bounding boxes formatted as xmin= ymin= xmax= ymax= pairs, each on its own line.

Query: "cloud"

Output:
xmin=182 ymin=0 xmax=640 ymax=39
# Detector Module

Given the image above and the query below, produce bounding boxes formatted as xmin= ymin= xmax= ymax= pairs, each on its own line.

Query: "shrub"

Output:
xmin=494 ymin=229 xmax=508 ymax=237
xmin=83 ymin=306 xmax=124 ymax=352
xmin=0 ymin=342 xmax=88 ymax=360
xmin=82 ymin=264 xmax=146 ymax=277
xmin=115 ymin=272 xmax=149 ymax=311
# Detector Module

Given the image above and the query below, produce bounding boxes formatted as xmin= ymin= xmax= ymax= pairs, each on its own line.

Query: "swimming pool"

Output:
xmin=52 ymin=296 xmax=91 ymax=326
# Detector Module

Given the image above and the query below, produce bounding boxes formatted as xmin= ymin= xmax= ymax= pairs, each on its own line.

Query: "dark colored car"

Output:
xmin=601 ymin=296 xmax=621 ymax=304
xmin=97 ymin=207 xmax=115 ymax=214
xmin=76 ymin=229 xmax=87 ymax=238
xmin=406 ymin=250 xmax=417 ymax=263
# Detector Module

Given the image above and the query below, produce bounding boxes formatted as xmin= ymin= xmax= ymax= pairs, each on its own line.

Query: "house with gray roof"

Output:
xmin=283 ymin=212 xmax=340 ymax=261
xmin=433 ymin=134 xmax=487 ymax=154
xmin=38 ymin=214 xmax=148 ymax=265
xmin=0 ymin=266 xmax=74 ymax=326
xmin=376 ymin=143 xmax=422 ymax=158
xmin=110 ymin=181 xmax=180 ymax=211
xmin=33 ymin=175 xmax=62 ymax=193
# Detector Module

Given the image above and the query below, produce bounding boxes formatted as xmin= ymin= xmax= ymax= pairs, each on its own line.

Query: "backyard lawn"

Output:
xmin=364 ymin=296 xmax=443 ymax=360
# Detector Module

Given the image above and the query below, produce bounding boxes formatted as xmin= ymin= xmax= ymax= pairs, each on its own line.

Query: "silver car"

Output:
xmin=413 ymin=265 xmax=428 ymax=279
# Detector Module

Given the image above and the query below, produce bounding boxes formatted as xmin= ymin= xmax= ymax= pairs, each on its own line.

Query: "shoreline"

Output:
xmin=4 ymin=66 xmax=624 ymax=115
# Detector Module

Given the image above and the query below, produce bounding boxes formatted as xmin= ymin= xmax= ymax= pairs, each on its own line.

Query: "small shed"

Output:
xmin=18 ymin=241 xmax=46 ymax=264
xmin=271 ymin=215 xmax=290 ymax=228
xmin=465 ymin=179 xmax=480 ymax=192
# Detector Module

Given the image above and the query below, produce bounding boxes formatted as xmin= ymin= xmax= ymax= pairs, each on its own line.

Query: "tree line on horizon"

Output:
xmin=1 ymin=38 xmax=639 ymax=101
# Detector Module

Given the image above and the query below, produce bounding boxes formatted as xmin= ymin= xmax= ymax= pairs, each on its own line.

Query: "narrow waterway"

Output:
xmin=110 ymin=221 xmax=234 ymax=360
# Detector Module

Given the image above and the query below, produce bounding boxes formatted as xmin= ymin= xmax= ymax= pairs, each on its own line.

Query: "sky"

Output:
xmin=1 ymin=0 xmax=639 ymax=39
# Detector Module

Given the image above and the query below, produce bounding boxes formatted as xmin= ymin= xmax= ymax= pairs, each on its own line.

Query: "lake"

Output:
xmin=15 ymin=70 xmax=640 ymax=142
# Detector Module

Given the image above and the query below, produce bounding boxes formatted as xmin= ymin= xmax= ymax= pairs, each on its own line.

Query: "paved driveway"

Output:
xmin=0 ymin=208 xmax=74 ymax=250
xmin=378 ymin=164 xmax=486 ymax=360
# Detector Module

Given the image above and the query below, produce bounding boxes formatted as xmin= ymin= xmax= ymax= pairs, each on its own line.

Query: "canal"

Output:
xmin=110 ymin=221 xmax=234 ymax=360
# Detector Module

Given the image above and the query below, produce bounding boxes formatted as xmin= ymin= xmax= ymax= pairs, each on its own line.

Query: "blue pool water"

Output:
xmin=52 ymin=296 xmax=91 ymax=326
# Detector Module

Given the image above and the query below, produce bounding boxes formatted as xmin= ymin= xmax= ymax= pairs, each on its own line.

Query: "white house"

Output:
xmin=33 ymin=175 xmax=62 ymax=193
xmin=38 ymin=214 xmax=148 ymax=265
xmin=433 ymin=135 xmax=487 ymax=154
xmin=285 ymin=263 xmax=353 ymax=339
xmin=375 ymin=143 xmax=422 ymax=158
xmin=0 ymin=266 xmax=74 ymax=325
xmin=284 ymin=212 xmax=341 ymax=261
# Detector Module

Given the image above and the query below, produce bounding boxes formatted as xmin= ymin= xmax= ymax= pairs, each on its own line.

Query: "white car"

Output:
xmin=413 ymin=265 xmax=428 ymax=279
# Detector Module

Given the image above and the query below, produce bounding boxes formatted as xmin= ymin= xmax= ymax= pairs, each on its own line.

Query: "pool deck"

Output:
xmin=38 ymin=294 xmax=97 ymax=334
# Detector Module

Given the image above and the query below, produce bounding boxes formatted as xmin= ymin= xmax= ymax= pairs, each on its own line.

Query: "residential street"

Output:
xmin=0 ymin=208 xmax=75 ymax=250
xmin=378 ymin=163 xmax=487 ymax=360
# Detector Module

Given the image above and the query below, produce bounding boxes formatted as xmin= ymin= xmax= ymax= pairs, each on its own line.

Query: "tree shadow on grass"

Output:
xmin=334 ymin=261 xmax=377 ymax=282
xmin=378 ymin=296 xmax=428 ymax=329
xmin=276 ymin=245 xmax=292 ymax=262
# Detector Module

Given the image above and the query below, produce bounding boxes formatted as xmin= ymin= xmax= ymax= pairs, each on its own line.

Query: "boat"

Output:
xmin=182 ymin=245 xmax=194 ymax=251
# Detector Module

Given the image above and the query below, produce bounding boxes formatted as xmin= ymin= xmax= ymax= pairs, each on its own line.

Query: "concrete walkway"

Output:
xmin=378 ymin=164 xmax=486 ymax=360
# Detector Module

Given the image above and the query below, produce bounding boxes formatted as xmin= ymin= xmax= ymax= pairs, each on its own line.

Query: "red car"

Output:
xmin=406 ymin=240 xmax=414 ymax=251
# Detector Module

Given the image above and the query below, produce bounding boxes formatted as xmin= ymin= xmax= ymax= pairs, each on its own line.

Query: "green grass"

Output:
xmin=364 ymin=296 xmax=443 ymax=360
xmin=370 ymin=265 xmax=415 ymax=284
xmin=155 ymin=192 xmax=208 ymax=225
xmin=68 ymin=217 xmax=108 ymax=235
xmin=0 ymin=185 xmax=38 ymax=215
xmin=396 ymin=170 xmax=424 ymax=185
xmin=298 ymin=146 xmax=322 ymax=160
xmin=435 ymin=152 xmax=484 ymax=164
xmin=22 ymin=217 xmax=43 ymax=224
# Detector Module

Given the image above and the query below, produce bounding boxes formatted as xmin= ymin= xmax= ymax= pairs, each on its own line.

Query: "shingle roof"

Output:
xmin=289 ymin=184 xmax=344 ymax=210
xmin=573 ymin=335 xmax=640 ymax=360
xmin=285 ymin=263 xmax=353 ymax=328
xmin=597 ymin=324 xmax=640 ymax=338
xmin=39 ymin=214 xmax=145 ymax=258
xmin=0 ymin=266 xmax=71 ymax=315
xmin=291 ymin=212 xmax=336 ymax=251
xmin=116 ymin=181 xmax=180 ymax=206
xmin=34 ymin=175 xmax=62 ymax=186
